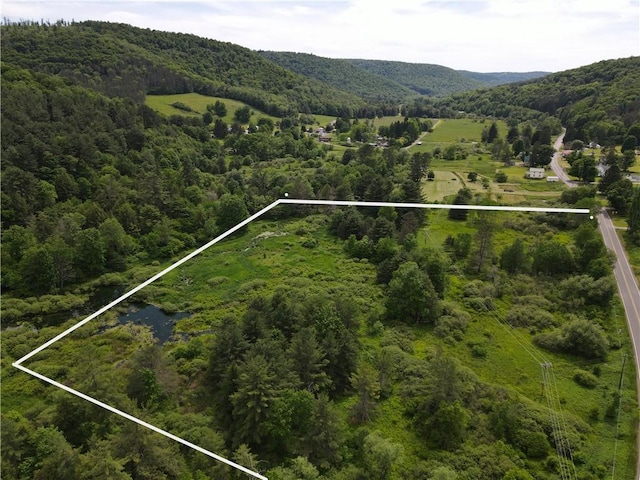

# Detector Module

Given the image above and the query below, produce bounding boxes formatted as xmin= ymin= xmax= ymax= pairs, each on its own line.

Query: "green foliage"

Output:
xmin=170 ymin=101 xmax=192 ymax=112
xmin=573 ymin=369 xmax=599 ymax=388
xmin=362 ymin=431 xmax=403 ymax=479
xmin=448 ymin=188 xmax=472 ymax=220
xmin=500 ymin=238 xmax=528 ymax=273
xmin=1 ymin=20 xmax=638 ymax=480
xmin=425 ymin=401 xmax=469 ymax=450
xmin=348 ymin=59 xmax=486 ymax=97
xmin=531 ymin=240 xmax=575 ymax=275
xmin=628 ymin=187 xmax=640 ymax=245
xmin=259 ymin=51 xmax=414 ymax=106
xmin=350 ymin=364 xmax=381 ymax=423
xmin=495 ymin=171 xmax=508 ymax=182
xmin=1 ymin=21 xmax=368 ymax=116
xmin=534 ymin=317 xmax=609 ymax=359
xmin=386 ymin=261 xmax=441 ymax=324
xmin=443 ymin=57 xmax=640 ymax=146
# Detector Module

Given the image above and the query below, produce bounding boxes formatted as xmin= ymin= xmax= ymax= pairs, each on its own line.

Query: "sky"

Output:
xmin=2 ymin=0 xmax=639 ymax=72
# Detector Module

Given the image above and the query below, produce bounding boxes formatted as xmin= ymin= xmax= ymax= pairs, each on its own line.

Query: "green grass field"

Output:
xmin=145 ymin=92 xmax=279 ymax=124
xmin=422 ymin=118 xmax=509 ymax=144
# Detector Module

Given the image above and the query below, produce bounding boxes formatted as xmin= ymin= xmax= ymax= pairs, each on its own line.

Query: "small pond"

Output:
xmin=117 ymin=304 xmax=190 ymax=344
xmin=82 ymin=286 xmax=191 ymax=344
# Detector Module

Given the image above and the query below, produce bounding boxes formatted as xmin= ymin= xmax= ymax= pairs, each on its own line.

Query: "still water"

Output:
xmin=88 ymin=287 xmax=190 ymax=344
xmin=118 ymin=304 xmax=190 ymax=344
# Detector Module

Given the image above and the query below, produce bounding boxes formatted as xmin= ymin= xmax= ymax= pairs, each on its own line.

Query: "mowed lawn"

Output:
xmin=421 ymin=171 xmax=485 ymax=202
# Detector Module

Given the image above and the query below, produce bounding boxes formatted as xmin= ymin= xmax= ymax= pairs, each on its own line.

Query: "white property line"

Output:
xmin=12 ymin=198 xmax=590 ymax=479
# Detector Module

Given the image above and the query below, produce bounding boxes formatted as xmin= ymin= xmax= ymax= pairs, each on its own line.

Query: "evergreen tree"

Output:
xmin=230 ymin=354 xmax=278 ymax=446
xmin=289 ymin=327 xmax=330 ymax=392
xmin=349 ymin=363 xmax=381 ymax=423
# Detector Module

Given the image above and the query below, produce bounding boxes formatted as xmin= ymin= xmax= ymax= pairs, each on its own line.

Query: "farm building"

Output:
xmin=525 ymin=168 xmax=546 ymax=179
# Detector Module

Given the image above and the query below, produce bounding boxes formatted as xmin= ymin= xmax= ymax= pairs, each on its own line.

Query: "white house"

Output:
xmin=526 ymin=168 xmax=545 ymax=179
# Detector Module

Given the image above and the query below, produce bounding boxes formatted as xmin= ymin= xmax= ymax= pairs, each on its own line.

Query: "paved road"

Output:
xmin=551 ymin=132 xmax=640 ymax=478
xmin=550 ymin=130 xmax=577 ymax=186
xmin=599 ymin=209 xmax=640 ymax=382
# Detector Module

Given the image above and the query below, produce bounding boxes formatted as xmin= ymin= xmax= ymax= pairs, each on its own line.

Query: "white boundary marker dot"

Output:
xmin=12 ymin=198 xmax=590 ymax=479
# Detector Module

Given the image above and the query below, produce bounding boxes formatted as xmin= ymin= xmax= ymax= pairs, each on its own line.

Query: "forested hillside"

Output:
xmin=258 ymin=51 xmax=416 ymax=107
xmin=347 ymin=59 xmax=486 ymax=96
xmin=0 ymin=20 xmax=368 ymax=117
xmin=1 ymin=20 xmax=638 ymax=480
xmin=439 ymin=57 xmax=640 ymax=144
xmin=456 ymin=70 xmax=549 ymax=86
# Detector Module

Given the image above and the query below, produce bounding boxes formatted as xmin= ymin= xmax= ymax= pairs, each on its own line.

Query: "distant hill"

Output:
xmin=258 ymin=51 xmax=417 ymax=105
xmin=346 ymin=59 xmax=486 ymax=97
xmin=0 ymin=20 xmax=368 ymax=117
xmin=456 ymin=70 xmax=549 ymax=86
xmin=441 ymin=56 xmax=640 ymax=143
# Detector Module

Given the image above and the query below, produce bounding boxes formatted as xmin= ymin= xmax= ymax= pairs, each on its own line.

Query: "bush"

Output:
xmin=469 ymin=342 xmax=488 ymax=358
xmin=301 ymin=237 xmax=318 ymax=248
xmin=495 ymin=171 xmax=508 ymax=183
xmin=506 ymin=306 xmax=556 ymax=329
xmin=534 ymin=318 xmax=609 ymax=359
xmin=434 ymin=315 xmax=468 ymax=341
xmin=463 ymin=297 xmax=494 ymax=312
xmin=207 ymin=276 xmax=229 ymax=286
xmin=170 ymin=101 xmax=193 ymax=112
xmin=380 ymin=328 xmax=415 ymax=354
xmin=573 ymin=369 xmax=598 ymax=388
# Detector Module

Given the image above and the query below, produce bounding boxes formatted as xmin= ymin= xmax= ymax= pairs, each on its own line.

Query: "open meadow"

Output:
xmin=146 ymin=92 xmax=280 ymax=124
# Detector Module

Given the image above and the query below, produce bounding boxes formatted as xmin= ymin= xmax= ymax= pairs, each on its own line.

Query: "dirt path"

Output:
xmin=405 ymin=119 xmax=442 ymax=150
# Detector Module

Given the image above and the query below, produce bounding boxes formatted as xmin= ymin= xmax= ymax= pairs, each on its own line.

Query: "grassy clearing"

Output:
xmin=421 ymin=171 xmax=485 ymax=202
xmin=145 ymin=92 xmax=279 ymax=124
xmin=371 ymin=115 xmax=407 ymax=128
xmin=311 ymin=114 xmax=338 ymax=126
xmin=421 ymin=118 xmax=509 ymax=144
xmin=140 ymin=216 xmax=381 ymax=333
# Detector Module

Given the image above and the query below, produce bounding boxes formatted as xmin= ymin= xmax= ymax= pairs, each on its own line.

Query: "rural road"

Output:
xmin=550 ymin=130 xmax=577 ymax=186
xmin=551 ymin=132 xmax=640 ymax=478
xmin=405 ymin=119 xmax=442 ymax=149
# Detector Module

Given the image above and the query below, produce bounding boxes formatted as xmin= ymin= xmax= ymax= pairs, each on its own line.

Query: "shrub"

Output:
xmin=463 ymin=297 xmax=493 ymax=312
xmin=573 ymin=369 xmax=598 ymax=388
xmin=301 ymin=237 xmax=319 ymax=248
xmin=469 ymin=342 xmax=488 ymax=358
xmin=534 ymin=318 xmax=609 ymax=359
xmin=207 ymin=276 xmax=229 ymax=286
xmin=506 ymin=306 xmax=556 ymax=329
xmin=170 ymin=101 xmax=192 ymax=112
xmin=434 ymin=315 xmax=468 ymax=341
xmin=495 ymin=171 xmax=508 ymax=183
xmin=380 ymin=328 xmax=415 ymax=354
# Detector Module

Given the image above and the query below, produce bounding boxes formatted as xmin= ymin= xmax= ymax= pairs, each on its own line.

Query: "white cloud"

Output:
xmin=2 ymin=0 xmax=638 ymax=71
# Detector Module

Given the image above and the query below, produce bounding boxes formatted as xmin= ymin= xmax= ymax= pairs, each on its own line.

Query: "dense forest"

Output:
xmin=0 ymin=20 xmax=369 ymax=117
xmin=1 ymin=20 xmax=639 ymax=480
xmin=258 ymin=51 xmax=416 ymax=107
xmin=346 ymin=59 xmax=488 ymax=97
xmin=260 ymin=53 xmax=549 ymax=102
